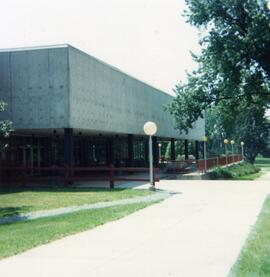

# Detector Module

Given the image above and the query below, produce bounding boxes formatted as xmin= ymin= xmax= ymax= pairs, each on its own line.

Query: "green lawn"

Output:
xmin=0 ymin=202 xmax=155 ymax=259
xmin=229 ymin=196 xmax=270 ymax=277
xmin=255 ymin=157 xmax=270 ymax=171
xmin=0 ymin=188 xmax=153 ymax=217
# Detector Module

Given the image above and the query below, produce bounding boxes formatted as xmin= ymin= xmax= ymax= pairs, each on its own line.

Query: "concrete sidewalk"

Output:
xmin=0 ymin=180 xmax=269 ymax=277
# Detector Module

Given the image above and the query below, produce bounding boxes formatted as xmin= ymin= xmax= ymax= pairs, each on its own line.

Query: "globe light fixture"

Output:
xmin=202 ymin=136 xmax=208 ymax=142
xmin=224 ymin=139 xmax=229 ymax=166
xmin=240 ymin=141 xmax=244 ymax=158
xmin=231 ymin=140 xmax=235 ymax=162
xmin=143 ymin=121 xmax=157 ymax=190
xmin=143 ymin=121 xmax=157 ymax=136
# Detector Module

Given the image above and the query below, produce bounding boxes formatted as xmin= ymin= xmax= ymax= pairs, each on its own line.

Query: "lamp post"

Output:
xmin=143 ymin=121 xmax=157 ymax=190
xmin=158 ymin=143 xmax=162 ymax=163
xmin=231 ymin=140 xmax=235 ymax=163
xmin=202 ymin=136 xmax=208 ymax=173
xmin=240 ymin=141 xmax=244 ymax=160
xmin=224 ymin=139 xmax=229 ymax=166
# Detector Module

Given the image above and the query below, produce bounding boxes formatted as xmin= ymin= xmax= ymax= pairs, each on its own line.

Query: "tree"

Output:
xmin=205 ymin=104 xmax=269 ymax=163
xmin=231 ymin=105 xmax=270 ymax=163
xmin=205 ymin=108 xmax=226 ymax=156
xmin=164 ymin=140 xmax=197 ymax=160
xmin=167 ymin=0 xmax=270 ymax=162
xmin=165 ymin=141 xmax=184 ymax=160
xmin=0 ymin=101 xmax=12 ymax=150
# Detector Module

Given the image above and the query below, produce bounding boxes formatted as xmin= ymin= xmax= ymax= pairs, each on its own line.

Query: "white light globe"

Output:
xmin=231 ymin=140 xmax=235 ymax=145
xmin=143 ymin=121 xmax=157 ymax=136
xmin=240 ymin=141 xmax=244 ymax=146
xmin=202 ymin=136 xmax=208 ymax=142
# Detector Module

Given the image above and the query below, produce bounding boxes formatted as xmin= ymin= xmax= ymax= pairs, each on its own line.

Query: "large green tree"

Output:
xmin=167 ymin=0 xmax=270 ymax=162
xmin=232 ymin=105 xmax=270 ymax=162
xmin=205 ymin=103 xmax=270 ymax=163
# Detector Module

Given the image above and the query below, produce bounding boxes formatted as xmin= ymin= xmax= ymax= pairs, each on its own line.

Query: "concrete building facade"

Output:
xmin=0 ymin=44 xmax=205 ymax=169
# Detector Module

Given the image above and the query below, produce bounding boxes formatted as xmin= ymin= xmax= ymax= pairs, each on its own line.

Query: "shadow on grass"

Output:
xmin=0 ymin=206 xmax=33 ymax=218
xmin=0 ymin=187 xmax=128 ymax=195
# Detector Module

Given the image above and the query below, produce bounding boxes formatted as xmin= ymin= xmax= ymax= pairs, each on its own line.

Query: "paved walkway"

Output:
xmin=0 ymin=179 xmax=269 ymax=277
xmin=257 ymin=169 xmax=270 ymax=181
xmin=0 ymin=191 xmax=171 ymax=224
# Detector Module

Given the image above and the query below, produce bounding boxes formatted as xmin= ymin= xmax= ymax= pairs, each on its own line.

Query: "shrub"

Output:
xmin=208 ymin=162 xmax=260 ymax=180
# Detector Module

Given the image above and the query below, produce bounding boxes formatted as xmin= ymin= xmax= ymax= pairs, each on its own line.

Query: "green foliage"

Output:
xmin=167 ymin=1 xmax=270 ymax=162
xmin=232 ymin=106 xmax=270 ymax=163
xmin=208 ymin=166 xmax=233 ymax=179
xmin=164 ymin=140 xmax=196 ymax=160
xmin=0 ymin=101 xmax=12 ymax=150
xmin=208 ymin=162 xmax=260 ymax=179
xmin=205 ymin=108 xmax=226 ymax=156
xmin=205 ymin=105 xmax=270 ymax=163
xmin=165 ymin=141 xmax=184 ymax=160
xmin=165 ymin=142 xmax=171 ymax=160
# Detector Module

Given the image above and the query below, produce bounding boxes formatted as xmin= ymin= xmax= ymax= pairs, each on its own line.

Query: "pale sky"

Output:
xmin=1 ymin=0 xmax=200 ymax=95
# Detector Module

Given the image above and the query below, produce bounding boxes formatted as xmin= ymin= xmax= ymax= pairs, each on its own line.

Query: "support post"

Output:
xmin=127 ymin=134 xmax=134 ymax=167
xmin=152 ymin=136 xmax=158 ymax=167
xmin=195 ymin=140 xmax=199 ymax=160
xmin=78 ymin=137 xmax=85 ymax=166
xmin=44 ymin=137 xmax=51 ymax=166
xmin=144 ymin=138 xmax=149 ymax=165
xmin=109 ymin=164 xmax=114 ymax=189
xmin=64 ymin=164 xmax=69 ymax=187
xmin=64 ymin=128 xmax=74 ymax=167
xmin=184 ymin=139 xmax=189 ymax=160
xmin=64 ymin=128 xmax=74 ymax=184
xmin=106 ymin=138 xmax=114 ymax=165
xmin=204 ymin=141 xmax=207 ymax=173
xmin=170 ymin=138 xmax=176 ymax=161
xmin=149 ymin=136 xmax=154 ymax=189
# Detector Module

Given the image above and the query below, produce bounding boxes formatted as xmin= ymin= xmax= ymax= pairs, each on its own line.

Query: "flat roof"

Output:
xmin=0 ymin=44 xmax=174 ymax=97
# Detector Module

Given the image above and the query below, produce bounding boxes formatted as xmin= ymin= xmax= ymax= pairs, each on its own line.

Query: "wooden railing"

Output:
xmin=198 ymin=155 xmax=243 ymax=173
xmin=166 ymin=159 xmax=198 ymax=174
xmin=0 ymin=165 xmax=159 ymax=189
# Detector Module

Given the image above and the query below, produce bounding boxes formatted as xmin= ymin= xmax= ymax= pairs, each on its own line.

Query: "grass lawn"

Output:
xmin=255 ymin=157 xmax=270 ymax=171
xmin=229 ymin=196 xmax=270 ymax=277
xmin=0 ymin=187 xmax=153 ymax=217
xmin=0 ymin=202 xmax=155 ymax=259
